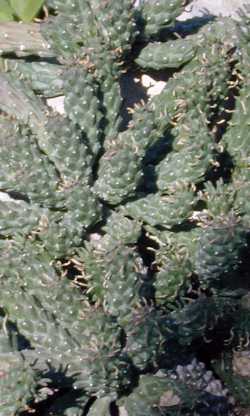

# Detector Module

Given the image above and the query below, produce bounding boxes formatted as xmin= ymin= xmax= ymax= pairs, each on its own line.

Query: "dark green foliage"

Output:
xmin=137 ymin=0 xmax=189 ymax=38
xmin=212 ymin=350 xmax=250 ymax=407
xmin=121 ymin=184 xmax=196 ymax=227
xmin=63 ymin=67 xmax=104 ymax=157
xmin=0 ymin=58 xmax=65 ymax=97
xmin=136 ymin=38 xmax=196 ymax=70
xmin=0 ymin=1 xmax=250 ymax=415
xmin=0 ymin=120 xmax=60 ymax=205
xmin=119 ymin=359 xmax=232 ymax=415
xmin=194 ymin=214 xmax=247 ymax=287
xmin=0 ymin=352 xmax=44 ymax=415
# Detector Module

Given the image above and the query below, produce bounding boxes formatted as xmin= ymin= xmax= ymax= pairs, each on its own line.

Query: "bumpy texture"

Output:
xmin=0 ymin=1 xmax=250 ymax=415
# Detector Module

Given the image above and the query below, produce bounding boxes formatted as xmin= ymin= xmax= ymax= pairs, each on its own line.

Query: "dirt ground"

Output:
xmin=178 ymin=0 xmax=250 ymax=19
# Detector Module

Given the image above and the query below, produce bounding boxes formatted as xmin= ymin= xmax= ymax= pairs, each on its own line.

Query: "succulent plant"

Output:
xmin=0 ymin=1 xmax=250 ymax=415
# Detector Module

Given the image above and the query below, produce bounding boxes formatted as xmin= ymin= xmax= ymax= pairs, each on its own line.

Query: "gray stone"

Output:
xmin=134 ymin=0 xmax=250 ymax=19
xmin=178 ymin=0 xmax=250 ymax=20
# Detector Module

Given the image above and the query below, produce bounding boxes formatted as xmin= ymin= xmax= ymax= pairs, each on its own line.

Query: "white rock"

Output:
xmin=178 ymin=0 xmax=250 ymax=20
xmin=46 ymin=95 xmax=65 ymax=114
xmin=0 ymin=191 xmax=14 ymax=202
xmin=140 ymin=74 xmax=166 ymax=97
xmin=119 ymin=407 xmax=129 ymax=416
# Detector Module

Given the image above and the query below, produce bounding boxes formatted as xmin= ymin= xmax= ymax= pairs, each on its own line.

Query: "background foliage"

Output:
xmin=0 ymin=0 xmax=44 ymax=22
